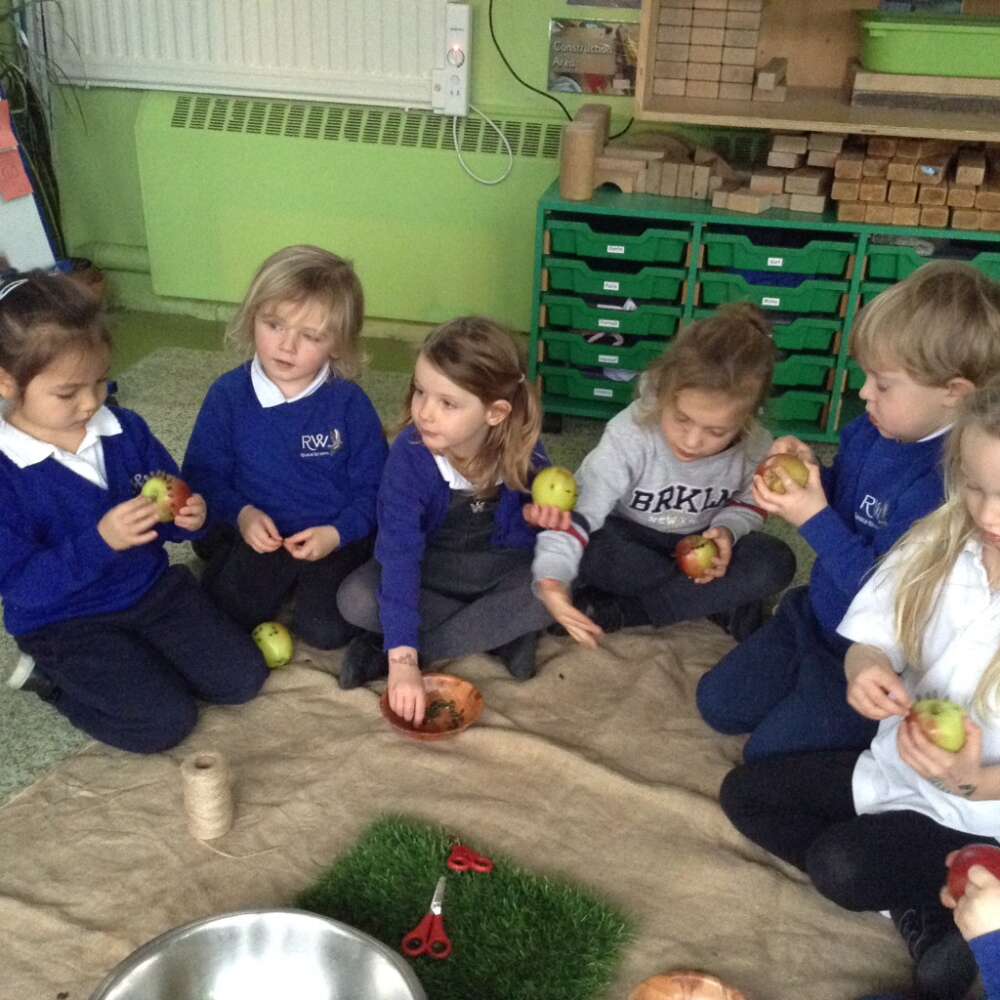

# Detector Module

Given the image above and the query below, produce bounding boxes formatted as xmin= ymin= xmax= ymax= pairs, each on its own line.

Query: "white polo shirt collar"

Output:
xmin=251 ymin=355 xmax=330 ymax=408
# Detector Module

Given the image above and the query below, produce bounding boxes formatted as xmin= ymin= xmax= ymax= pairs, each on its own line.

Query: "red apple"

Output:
xmin=675 ymin=534 xmax=719 ymax=579
xmin=908 ymin=698 xmax=967 ymax=752
xmin=140 ymin=472 xmax=193 ymax=523
xmin=756 ymin=453 xmax=810 ymax=495
xmin=947 ymin=843 xmax=1000 ymax=900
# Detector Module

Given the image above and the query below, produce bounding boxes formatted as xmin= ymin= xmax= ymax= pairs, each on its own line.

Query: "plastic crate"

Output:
xmin=544 ymin=257 xmax=685 ymax=302
xmin=764 ymin=389 xmax=829 ymax=423
xmin=546 ymin=219 xmax=690 ymax=263
xmin=539 ymin=363 xmax=638 ymax=406
xmin=540 ymin=330 xmax=667 ymax=371
xmin=694 ymin=309 xmax=840 ymax=352
xmin=542 ymin=295 xmax=682 ymax=336
xmin=702 ymin=232 xmax=853 ymax=277
xmin=860 ymin=281 xmax=894 ymax=306
xmin=866 ymin=244 xmax=1000 ymax=282
xmin=846 ymin=361 xmax=866 ymax=391
xmin=699 ymin=273 xmax=846 ymax=315
xmin=773 ymin=354 xmax=836 ymax=389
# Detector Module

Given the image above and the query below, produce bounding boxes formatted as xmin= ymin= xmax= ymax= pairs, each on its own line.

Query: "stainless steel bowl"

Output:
xmin=88 ymin=909 xmax=427 ymax=1000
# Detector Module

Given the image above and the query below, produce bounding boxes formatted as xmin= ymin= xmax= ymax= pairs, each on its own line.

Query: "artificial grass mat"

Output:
xmin=296 ymin=815 xmax=633 ymax=1000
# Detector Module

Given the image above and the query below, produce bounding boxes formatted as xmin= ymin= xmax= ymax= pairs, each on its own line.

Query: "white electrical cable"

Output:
xmin=452 ymin=103 xmax=514 ymax=186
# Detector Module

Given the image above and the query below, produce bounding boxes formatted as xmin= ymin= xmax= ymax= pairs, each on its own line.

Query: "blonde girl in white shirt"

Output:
xmin=719 ymin=382 xmax=1000 ymax=1000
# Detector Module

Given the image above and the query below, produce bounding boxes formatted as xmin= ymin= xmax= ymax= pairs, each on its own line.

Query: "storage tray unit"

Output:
xmin=865 ymin=242 xmax=1000 ymax=282
xmin=547 ymin=218 xmax=690 ymax=264
xmin=699 ymin=273 xmax=847 ymax=315
xmin=702 ymin=231 xmax=854 ymax=277
xmin=544 ymin=257 xmax=685 ymax=302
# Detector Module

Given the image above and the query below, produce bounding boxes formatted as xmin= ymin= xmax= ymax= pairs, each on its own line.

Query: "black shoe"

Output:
xmin=339 ymin=633 xmax=390 ymax=690
xmin=491 ymin=631 xmax=538 ymax=680
xmin=709 ymin=601 xmax=766 ymax=642
xmin=892 ymin=907 xmax=978 ymax=1000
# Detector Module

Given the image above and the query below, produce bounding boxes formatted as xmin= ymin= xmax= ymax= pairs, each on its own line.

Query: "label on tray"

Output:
xmin=597 ymin=354 xmax=619 ymax=364
xmin=593 ymin=387 xmax=613 ymax=398
xmin=761 ymin=296 xmax=781 ymax=307
xmin=603 ymin=280 xmax=620 ymax=291
xmin=767 ymin=256 xmax=784 ymax=267
xmin=606 ymin=244 xmax=625 ymax=254
xmin=598 ymin=318 xmax=620 ymax=329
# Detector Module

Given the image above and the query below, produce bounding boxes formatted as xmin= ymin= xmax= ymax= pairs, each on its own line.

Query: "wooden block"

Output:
xmin=920 ymin=206 xmax=950 ymax=228
xmin=694 ymin=0 xmax=728 ymax=7
xmin=689 ymin=44 xmax=723 ymax=62
xmin=789 ymin=193 xmax=828 ymax=214
xmin=947 ymin=185 xmax=978 ymax=209
xmin=718 ymin=81 xmax=753 ymax=100
xmin=867 ymin=137 xmax=898 ymax=159
xmin=728 ymin=0 xmax=763 ymax=9
xmin=956 ymin=149 xmax=987 ymax=187
xmin=693 ymin=9 xmax=726 ymax=27
xmin=691 ymin=164 xmax=711 ymax=199
xmin=660 ymin=6 xmax=694 ymax=25
xmin=685 ymin=79 xmax=720 ymax=98
xmin=807 ymin=150 xmax=838 ymax=169
xmin=837 ymin=201 xmax=867 ymax=223
xmin=888 ymin=181 xmax=918 ymax=205
xmin=831 ymin=179 xmax=860 ymax=201
xmin=755 ymin=57 xmax=788 ymax=91
xmin=691 ymin=27 xmax=725 ymax=46
xmin=711 ymin=188 xmax=730 ymax=209
xmin=862 ymin=157 xmax=889 ymax=178
xmin=653 ymin=77 xmax=687 ymax=96
xmin=726 ymin=10 xmax=762 ymax=29
xmin=980 ymin=210 xmax=1000 ymax=232
xmin=886 ymin=160 xmax=916 ymax=183
xmin=976 ymin=181 xmax=1000 ymax=212
xmin=725 ymin=186 xmax=772 ymax=214
xmin=655 ymin=61 xmax=690 ymax=80
xmin=725 ymin=28 xmax=758 ymax=48
xmin=859 ymin=179 xmax=888 ymax=203
xmin=771 ymin=133 xmax=808 ymax=154
xmin=768 ymin=149 xmax=803 ymax=169
xmin=784 ymin=167 xmax=831 ymax=196
xmin=918 ymin=184 xmax=948 ymax=206
xmin=952 ymin=209 xmax=982 ymax=230
xmin=895 ymin=138 xmax=924 ymax=160
xmin=657 ymin=43 xmax=691 ymax=63
xmin=687 ymin=61 xmax=722 ymax=81
xmin=834 ymin=150 xmax=865 ymax=180
xmin=708 ymin=174 xmax=723 ymax=194
xmin=659 ymin=160 xmax=681 ymax=197
xmin=593 ymin=160 xmax=644 ymax=194
xmin=661 ymin=0 xmax=696 ymax=6
xmin=675 ymin=163 xmax=695 ymax=198
xmin=752 ymin=85 xmax=787 ymax=103
xmin=770 ymin=192 xmax=791 ymax=209
xmin=916 ymin=153 xmax=953 ymax=185
xmin=891 ymin=205 xmax=921 ymax=227
xmin=722 ymin=46 xmax=756 ymax=65
xmin=864 ymin=203 xmax=894 ymax=225
xmin=645 ymin=160 xmax=663 ymax=193
xmin=808 ymin=133 xmax=844 ymax=154
xmin=749 ymin=167 xmax=787 ymax=194
xmin=720 ymin=64 xmax=754 ymax=83
xmin=662 ymin=25 xmax=693 ymax=44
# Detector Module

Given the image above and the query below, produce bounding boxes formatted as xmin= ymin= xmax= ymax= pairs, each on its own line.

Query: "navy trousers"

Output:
xmin=17 ymin=565 xmax=268 ymax=754
xmin=696 ymin=585 xmax=878 ymax=761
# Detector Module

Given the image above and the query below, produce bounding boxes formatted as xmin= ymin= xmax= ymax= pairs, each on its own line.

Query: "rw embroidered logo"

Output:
xmin=300 ymin=429 xmax=343 ymax=458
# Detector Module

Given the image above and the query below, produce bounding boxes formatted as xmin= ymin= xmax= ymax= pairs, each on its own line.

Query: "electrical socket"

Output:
xmin=432 ymin=3 xmax=470 ymax=117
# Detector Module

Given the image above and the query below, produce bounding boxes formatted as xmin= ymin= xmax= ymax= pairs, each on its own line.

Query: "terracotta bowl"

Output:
xmin=629 ymin=972 xmax=748 ymax=1000
xmin=379 ymin=674 xmax=484 ymax=741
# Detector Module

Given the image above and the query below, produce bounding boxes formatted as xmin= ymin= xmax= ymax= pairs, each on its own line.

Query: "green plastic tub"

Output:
xmin=702 ymin=233 xmax=853 ymax=277
xmin=847 ymin=361 xmax=866 ymax=391
xmin=773 ymin=354 xmax=836 ymax=389
xmin=694 ymin=309 xmax=841 ymax=352
xmin=764 ymin=390 xmax=829 ymax=424
xmin=541 ymin=330 xmax=667 ymax=371
xmin=542 ymin=295 xmax=681 ymax=336
xmin=544 ymin=257 xmax=685 ymax=302
xmin=860 ymin=281 xmax=894 ymax=306
xmin=547 ymin=219 xmax=690 ymax=263
xmin=858 ymin=13 xmax=1000 ymax=79
xmin=539 ymin=364 xmax=637 ymax=406
xmin=698 ymin=273 xmax=846 ymax=315
xmin=866 ymin=245 xmax=1000 ymax=282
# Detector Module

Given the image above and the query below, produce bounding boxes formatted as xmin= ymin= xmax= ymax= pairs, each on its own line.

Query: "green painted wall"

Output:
xmin=46 ymin=1 xmax=643 ymax=324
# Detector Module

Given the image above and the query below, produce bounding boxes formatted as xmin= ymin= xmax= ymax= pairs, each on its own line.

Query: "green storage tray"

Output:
xmin=541 ymin=330 xmax=666 ymax=371
xmin=544 ymin=257 xmax=685 ymax=302
xmin=547 ymin=219 xmax=690 ymax=263
xmin=866 ymin=245 xmax=1000 ymax=282
xmin=764 ymin=389 xmax=829 ymax=423
xmin=847 ymin=361 xmax=866 ymax=391
xmin=773 ymin=354 xmax=836 ymax=389
xmin=698 ymin=273 xmax=846 ymax=315
xmin=539 ymin=364 xmax=637 ymax=406
xmin=860 ymin=281 xmax=893 ymax=306
xmin=859 ymin=13 xmax=1000 ymax=79
xmin=702 ymin=233 xmax=853 ymax=277
xmin=694 ymin=309 xmax=840 ymax=352
xmin=542 ymin=294 xmax=682 ymax=336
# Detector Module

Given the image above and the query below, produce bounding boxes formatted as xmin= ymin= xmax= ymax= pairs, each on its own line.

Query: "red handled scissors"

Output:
xmin=401 ymin=876 xmax=452 ymax=960
xmin=447 ymin=842 xmax=494 ymax=874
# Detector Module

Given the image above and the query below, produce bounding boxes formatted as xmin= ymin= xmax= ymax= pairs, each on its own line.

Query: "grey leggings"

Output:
xmin=336 ymin=557 xmax=553 ymax=662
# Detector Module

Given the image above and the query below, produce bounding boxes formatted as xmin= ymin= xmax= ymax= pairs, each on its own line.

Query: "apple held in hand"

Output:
xmin=756 ymin=453 xmax=810 ymax=495
xmin=532 ymin=466 xmax=578 ymax=512
xmin=947 ymin=844 xmax=1000 ymax=900
xmin=251 ymin=621 xmax=294 ymax=669
xmin=675 ymin=534 xmax=719 ymax=579
xmin=140 ymin=472 xmax=193 ymax=523
xmin=909 ymin=697 xmax=968 ymax=753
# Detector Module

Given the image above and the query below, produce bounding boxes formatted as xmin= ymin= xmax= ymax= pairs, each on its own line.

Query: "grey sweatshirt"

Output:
xmin=533 ymin=400 xmax=772 ymax=585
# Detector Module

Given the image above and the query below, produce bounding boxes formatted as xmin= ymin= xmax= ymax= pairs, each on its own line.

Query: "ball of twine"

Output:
xmin=180 ymin=751 xmax=235 ymax=840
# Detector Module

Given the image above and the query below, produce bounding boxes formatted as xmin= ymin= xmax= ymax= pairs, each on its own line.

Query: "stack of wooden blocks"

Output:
xmin=831 ymin=138 xmax=1000 ymax=231
xmin=652 ymin=0 xmax=763 ymax=101
xmin=712 ymin=132 xmax=837 ymax=215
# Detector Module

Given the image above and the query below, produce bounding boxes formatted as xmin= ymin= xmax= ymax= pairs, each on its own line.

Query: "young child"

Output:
xmin=336 ymin=316 xmax=553 ymax=725
xmin=698 ymin=262 xmax=1000 ymax=762
xmin=182 ymin=245 xmax=387 ymax=650
xmin=941 ymin=858 xmax=1000 ymax=1000
xmin=529 ymin=304 xmax=796 ymax=648
xmin=0 ymin=271 xmax=267 ymax=753
xmin=719 ymin=382 xmax=1000 ymax=1000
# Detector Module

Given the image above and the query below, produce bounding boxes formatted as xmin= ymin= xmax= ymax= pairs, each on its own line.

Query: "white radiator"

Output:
xmin=33 ymin=0 xmax=455 ymax=109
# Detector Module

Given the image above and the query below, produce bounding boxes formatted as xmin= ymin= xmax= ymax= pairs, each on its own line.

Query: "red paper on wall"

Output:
xmin=0 ymin=100 xmax=34 ymax=201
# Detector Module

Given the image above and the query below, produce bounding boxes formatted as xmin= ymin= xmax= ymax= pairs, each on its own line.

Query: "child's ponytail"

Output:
xmin=489 ymin=369 xmax=543 ymax=494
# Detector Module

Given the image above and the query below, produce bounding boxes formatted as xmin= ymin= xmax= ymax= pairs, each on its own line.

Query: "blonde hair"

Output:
xmin=226 ymin=245 xmax=365 ymax=380
xmin=852 ymin=261 xmax=1000 ymax=387
xmin=635 ymin=303 xmax=776 ymax=429
xmin=401 ymin=316 xmax=542 ymax=493
xmin=892 ymin=383 xmax=1000 ymax=716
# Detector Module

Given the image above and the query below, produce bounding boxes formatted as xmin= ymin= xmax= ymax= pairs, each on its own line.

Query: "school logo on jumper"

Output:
xmin=629 ymin=483 xmax=735 ymax=527
xmin=856 ymin=493 xmax=889 ymax=529
xmin=300 ymin=428 xmax=343 ymax=458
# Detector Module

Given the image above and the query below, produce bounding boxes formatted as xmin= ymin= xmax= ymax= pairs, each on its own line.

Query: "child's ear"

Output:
xmin=486 ymin=399 xmax=512 ymax=426
xmin=944 ymin=376 xmax=977 ymax=407
xmin=0 ymin=367 xmax=18 ymax=401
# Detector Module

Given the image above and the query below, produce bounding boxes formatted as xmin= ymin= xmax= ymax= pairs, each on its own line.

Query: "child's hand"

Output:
xmin=899 ymin=712 xmax=984 ymax=798
xmin=942 ymin=858 xmax=1000 ymax=940
xmin=284 ymin=525 xmax=340 ymax=561
xmin=388 ymin=646 xmax=425 ymax=727
xmin=537 ymin=578 xmax=603 ymax=649
xmin=769 ymin=435 xmax=816 ymax=464
xmin=847 ymin=659 xmax=911 ymax=720
xmin=689 ymin=526 xmax=733 ymax=584
xmin=523 ymin=503 xmax=572 ymax=531
xmin=237 ymin=505 xmax=283 ymax=553
xmin=98 ymin=496 xmax=162 ymax=551
xmin=172 ymin=492 xmax=207 ymax=533
xmin=752 ymin=455 xmax=827 ymax=527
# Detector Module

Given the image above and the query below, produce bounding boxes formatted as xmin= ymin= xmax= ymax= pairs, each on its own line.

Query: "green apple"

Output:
xmin=251 ymin=621 xmax=294 ymax=669
xmin=909 ymin=697 xmax=967 ymax=752
xmin=140 ymin=473 xmax=192 ymax=523
xmin=675 ymin=534 xmax=719 ymax=579
xmin=756 ymin=454 xmax=810 ymax=495
xmin=531 ymin=466 xmax=578 ymax=512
